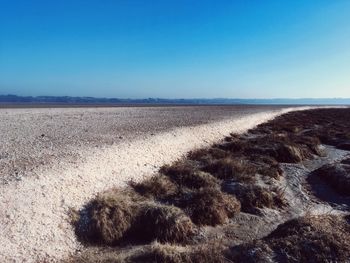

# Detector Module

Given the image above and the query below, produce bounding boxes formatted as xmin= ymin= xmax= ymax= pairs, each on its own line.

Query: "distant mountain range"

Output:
xmin=0 ymin=94 xmax=349 ymax=105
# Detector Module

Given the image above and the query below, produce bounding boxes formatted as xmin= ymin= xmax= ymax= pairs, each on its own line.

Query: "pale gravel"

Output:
xmin=0 ymin=106 xmax=316 ymax=262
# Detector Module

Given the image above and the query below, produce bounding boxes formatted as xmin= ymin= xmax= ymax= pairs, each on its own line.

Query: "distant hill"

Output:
xmin=0 ymin=94 xmax=349 ymax=105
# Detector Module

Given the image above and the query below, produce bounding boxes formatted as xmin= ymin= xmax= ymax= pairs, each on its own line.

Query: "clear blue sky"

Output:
xmin=0 ymin=0 xmax=349 ymax=98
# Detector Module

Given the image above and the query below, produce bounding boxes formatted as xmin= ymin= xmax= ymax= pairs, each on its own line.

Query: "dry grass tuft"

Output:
xmin=76 ymin=190 xmax=195 ymax=245
xmin=313 ymin=163 xmax=350 ymax=196
xmin=182 ymin=187 xmax=241 ymax=226
xmin=130 ymin=242 xmax=228 ymax=263
xmin=169 ymin=170 xmax=220 ymax=189
xmin=188 ymin=147 xmax=229 ymax=161
xmin=229 ymin=214 xmax=350 ymax=263
xmin=160 ymin=161 xmax=196 ymax=177
xmin=224 ymin=184 xmax=285 ymax=214
xmin=341 ymin=158 xmax=350 ymax=165
xmin=137 ymin=204 xmax=196 ymax=243
xmin=75 ymin=190 xmax=141 ymax=245
xmin=130 ymin=175 xmax=178 ymax=199
xmin=203 ymin=158 xmax=256 ymax=182
xmin=130 ymin=243 xmax=190 ymax=263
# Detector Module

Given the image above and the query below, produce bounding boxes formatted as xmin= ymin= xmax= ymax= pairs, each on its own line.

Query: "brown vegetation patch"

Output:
xmin=245 ymin=139 xmax=310 ymax=163
xmin=188 ymin=147 xmax=229 ymax=161
xmin=223 ymin=183 xmax=286 ymax=214
xmin=75 ymin=190 xmax=195 ymax=245
xmin=203 ymin=158 xmax=256 ymax=182
xmin=313 ymin=163 xmax=350 ymax=196
xmin=137 ymin=204 xmax=196 ymax=243
xmin=130 ymin=175 xmax=178 ymax=199
xmin=181 ymin=187 xmax=241 ymax=226
xmin=337 ymin=142 xmax=350 ymax=151
xmin=341 ymin=157 xmax=350 ymax=165
xmin=75 ymin=190 xmax=142 ymax=245
xmin=130 ymin=243 xmax=228 ymax=263
xmin=229 ymin=214 xmax=350 ymax=263
xmin=160 ymin=161 xmax=197 ymax=177
xmin=169 ymin=171 xmax=220 ymax=189
xmin=216 ymin=138 xmax=247 ymax=154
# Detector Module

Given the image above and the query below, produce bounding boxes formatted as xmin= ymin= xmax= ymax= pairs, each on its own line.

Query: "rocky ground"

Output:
xmin=69 ymin=108 xmax=350 ymax=263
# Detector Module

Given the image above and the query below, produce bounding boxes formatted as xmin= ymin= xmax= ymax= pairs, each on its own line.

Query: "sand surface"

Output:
xmin=0 ymin=106 xmax=314 ymax=262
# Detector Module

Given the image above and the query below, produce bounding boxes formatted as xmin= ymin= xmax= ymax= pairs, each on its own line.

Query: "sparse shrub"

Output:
xmin=182 ymin=187 xmax=241 ymax=226
xmin=137 ymin=204 xmax=196 ymax=243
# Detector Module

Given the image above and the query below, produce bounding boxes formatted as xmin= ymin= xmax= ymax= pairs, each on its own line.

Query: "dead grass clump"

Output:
xmin=188 ymin=147 xmax=229 ymax=161
xmin=160 ymin=161 xmax=196 ymax=177
xmin=224 ymin=184 xmax=285 ymax=214
xmin=76 ymin=190 xmax=141 ymax=245
xmin=229 ymin=214 xmax=350 ymax=263
xmin=257 ymin=164 xmax=283 ymax=180
xmin=274 ymin=143 xmax=306 ymax=163
xmin=169 ymin=171 xmax=220 ymax=189
xmin=341 ymin=158 xmax=350 ymax=165
xmin=203 ymin=158 xmax=256 ymax=182
xmin=129 ymin=243 xmax=190 ymax=263
xmin=182 ymin=187 xmax=241 ymax=226
xmin=246 ymin=136 xmax=312 ymax=163
xmin=337 ymin=142 xmax=350 ymax=151
xmin=294 ymin=135 xmax=322 ymax=155
xmin=189 ymin=244 xmax=228 ymax=263
xmin=216 ymin=139 xmax=247 ymax=154
xmin=236 ymin=185 xmax=274 ymax=213
xmin=137 ymin=204 xmax=196 ymax=243
xmin=130 ymin=243 xmax=228 ymax=263
xmin=265 ymin=215 xmax=350 ymax=262
xmin=228 ymin=240 xmax=273 ymax=263
xmin=313 ymin=163 xmax=350 ymax=196
xmin=249 ymin=154 xmax=279 ymax=166
xmin=272 ymin=187 xmax=288 ymax=208
xmin=130 ymin=175 xmax=178 ymax=199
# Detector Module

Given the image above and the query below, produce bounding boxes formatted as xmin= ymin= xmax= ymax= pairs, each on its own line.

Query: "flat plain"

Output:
xmin=1 ymin=105 xmax=307 ymax=262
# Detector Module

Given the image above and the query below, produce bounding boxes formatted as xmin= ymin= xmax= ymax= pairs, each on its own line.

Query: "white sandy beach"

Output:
xmin=0 ymin=106 xmax=315 ymax=262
